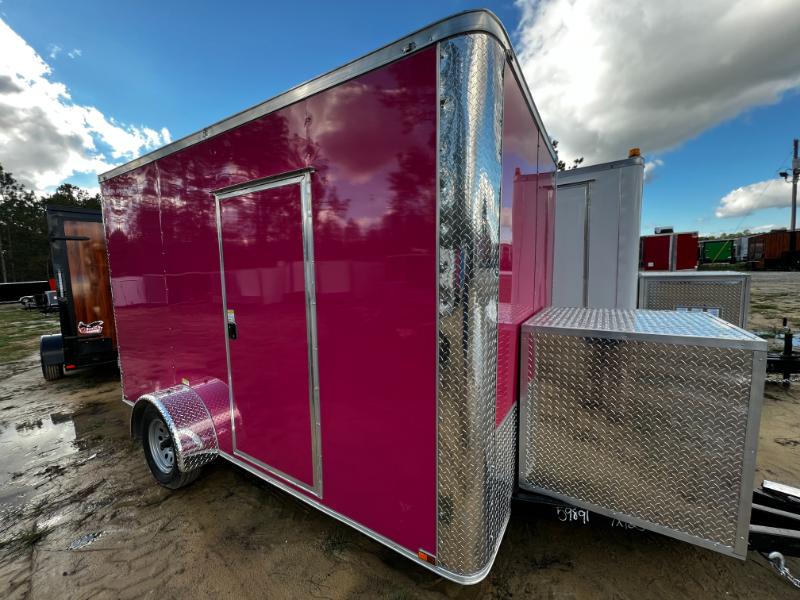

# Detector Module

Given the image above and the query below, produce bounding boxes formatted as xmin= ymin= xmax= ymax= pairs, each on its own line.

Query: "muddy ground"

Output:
xmin=1 ymin=272 xmax=799 ymax=599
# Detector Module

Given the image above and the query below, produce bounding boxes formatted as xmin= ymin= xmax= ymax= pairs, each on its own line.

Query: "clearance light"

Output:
xmin=417 ymin=550 xmax=436 ymax=565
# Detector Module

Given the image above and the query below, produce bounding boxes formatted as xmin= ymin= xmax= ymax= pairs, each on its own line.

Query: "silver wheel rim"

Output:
xmin=148 ymin=418 xmax=175 ymax=474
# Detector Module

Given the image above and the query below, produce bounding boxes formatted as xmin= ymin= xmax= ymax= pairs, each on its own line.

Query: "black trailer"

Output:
xmin=40 ymin=206 xmax=117 ymax=380
xmin=0 ymin=280 xmax=49 ymax=303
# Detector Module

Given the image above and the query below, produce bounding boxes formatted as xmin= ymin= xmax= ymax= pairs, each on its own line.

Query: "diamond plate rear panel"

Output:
xmin=436 ymin=33 xmax=508 ymax=577
xmin=520 ymin=307 xmax=766 ymax=558
xmin=638 ymin=272 xmax=750 ymax=328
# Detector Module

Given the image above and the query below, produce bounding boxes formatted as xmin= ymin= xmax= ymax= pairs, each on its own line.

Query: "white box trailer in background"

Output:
xmin=734 ymin=236 xmax=750 ymax=262
xmin=552 ymin=154 xmax=644 ymax=309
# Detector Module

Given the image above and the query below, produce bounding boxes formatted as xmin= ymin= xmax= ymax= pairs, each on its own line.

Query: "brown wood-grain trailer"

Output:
xmin=746 ymin=230 xmax=800 ymax=269
xmin=39 ymin=205 xmax=117 ymax=380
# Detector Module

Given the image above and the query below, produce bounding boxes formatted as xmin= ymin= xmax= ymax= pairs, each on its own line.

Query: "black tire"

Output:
xmin=141 ymin=405 xmax=201 ymax=490
xmin=42 ymin=362 xmax=63 ymax=381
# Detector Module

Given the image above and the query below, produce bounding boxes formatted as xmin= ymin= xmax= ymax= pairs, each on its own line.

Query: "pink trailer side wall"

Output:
xmin=103 ymin=47 xmax=438 ymax=554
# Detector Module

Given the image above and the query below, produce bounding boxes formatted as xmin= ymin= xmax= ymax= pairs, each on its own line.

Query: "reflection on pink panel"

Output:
xmin=221 ymin=185 xmax=314 ymax=487
xmin=537 ymin=131 xmax=556 ymax=311
xmin=499 ymin=271 xmax=512 ymax=303
xmin=100 ymin=47 xmax=438 ymax=555
xmin=307 ymin=49 xmax=437 ymax=551
xmin=192 ymin=378 xmax=233 ymax=451
xmin=497 ymin=302 xmax=537 ymax=425
xmin=496 ymin=65 xmax=554 ymax=425
xmin=102 ymin=164 xmax=173 ymax=402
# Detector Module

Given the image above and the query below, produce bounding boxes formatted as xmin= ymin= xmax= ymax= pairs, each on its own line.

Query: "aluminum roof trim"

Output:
xmin=556 ymin=156 xmax=645 ymax=183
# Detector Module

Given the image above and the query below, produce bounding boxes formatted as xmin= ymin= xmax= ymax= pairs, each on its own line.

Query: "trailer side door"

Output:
xmin=216 ymin=172 xmax=321 ymax=495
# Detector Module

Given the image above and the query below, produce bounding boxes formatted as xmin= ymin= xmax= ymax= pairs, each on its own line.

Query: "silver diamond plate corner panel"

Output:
xmin=436 ymin=33 xmax=508 ymax=577
xmin=138 ymin=385 xmax=219 ymax=472
xmin=520 ymin=309 xmax=762 ymax=556
xmin=639 ymin=276 xmax=749 ymax=328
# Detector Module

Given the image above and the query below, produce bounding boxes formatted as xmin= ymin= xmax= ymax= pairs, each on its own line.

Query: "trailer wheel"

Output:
xmin=42 ymin=362 xmax=63 ymax=381
xmin=141 ymin=405 xmax=201 ymax=489
xmin=40 ymin=334 xmax=65 ymax=381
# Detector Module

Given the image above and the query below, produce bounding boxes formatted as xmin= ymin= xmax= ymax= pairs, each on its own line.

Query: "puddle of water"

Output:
xmin=68 ymin=531 xmax=103 ymax=550
xmin=0 ymin=413 xmax=77 ymax=508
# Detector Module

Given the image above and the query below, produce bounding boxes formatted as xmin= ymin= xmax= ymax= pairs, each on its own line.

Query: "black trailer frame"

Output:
xmin=514 ymin=483 xmax=800 ymax=559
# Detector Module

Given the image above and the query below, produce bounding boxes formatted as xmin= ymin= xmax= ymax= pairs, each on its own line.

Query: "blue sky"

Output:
xmin=1 ymin=0 xmax=798 ymax=236
xmin=643 ymin=92 xmax=799 ymax=236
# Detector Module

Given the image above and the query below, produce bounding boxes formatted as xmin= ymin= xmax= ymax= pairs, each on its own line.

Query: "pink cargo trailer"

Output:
xmin=99 ymin=9 xmax=796 ymax=585
xmin=100 ymin=10 xmax=556 ymax=582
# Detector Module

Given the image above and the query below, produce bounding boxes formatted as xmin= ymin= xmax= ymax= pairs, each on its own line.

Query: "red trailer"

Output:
xmin=99 ymin=10 xmax=796 ymax=585
xmin=673 ymin=231 xmax=699 ymax=270
xmin=640 ymin=233 xmax=672 ymax=270
xmin=640 ymin=231 xmax=698 ymax=271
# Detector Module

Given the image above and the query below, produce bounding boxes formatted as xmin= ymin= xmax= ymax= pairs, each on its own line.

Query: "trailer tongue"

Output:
xmin=98 ymin=9 xmax=798 ymax=585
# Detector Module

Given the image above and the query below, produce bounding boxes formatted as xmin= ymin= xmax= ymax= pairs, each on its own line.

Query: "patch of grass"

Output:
xmin=751 ymin=302 xmax=779 ymax=311
xmin=0 ymin=304 xmax=58 ymax=364
xmin=697 ymin=263 xmax=749 ymax=272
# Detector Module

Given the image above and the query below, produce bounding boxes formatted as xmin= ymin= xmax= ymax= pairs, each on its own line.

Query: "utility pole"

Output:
xmin=782 ymin=139 xmax=799 ymax=266
xmin=791 ymin=138 xmax=798 ymax=234
xmin=791 ymin=138 xmax=799 ymax=265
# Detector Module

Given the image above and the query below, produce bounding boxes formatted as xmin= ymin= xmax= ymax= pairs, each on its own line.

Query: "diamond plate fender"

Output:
xmin=131 ymin=384 xmax=219 ymax=473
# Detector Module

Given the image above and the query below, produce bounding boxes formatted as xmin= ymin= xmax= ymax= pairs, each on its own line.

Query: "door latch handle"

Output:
xmin=227 ymin=322 xmax=238 ymax=340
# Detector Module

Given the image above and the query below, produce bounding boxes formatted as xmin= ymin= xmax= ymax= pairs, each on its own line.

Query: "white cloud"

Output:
xmin=750 ymin=223 xmax=778 ymax=233
xmin=0 ymin=19 xmax=170 ymax=191
xmin=67 ymin=48 xmax=81 ymax=59
xmin=47 ymin=43 xmax=61 ymax=59
xmin=715 ymin=178 xmax=793 ymax=218
xmin=515 ymin=0 xmax=800 ymax=165
xmin=643 ymin=159 xmax=663 ymax=183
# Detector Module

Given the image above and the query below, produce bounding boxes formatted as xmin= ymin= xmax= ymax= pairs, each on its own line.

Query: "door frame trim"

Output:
xmin=213 ymin=170 xmax=323 ymax=497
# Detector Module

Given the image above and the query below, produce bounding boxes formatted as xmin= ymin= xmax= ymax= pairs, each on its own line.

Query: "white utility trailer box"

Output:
xmin=553 ymin=156 xmax=644 ymax=309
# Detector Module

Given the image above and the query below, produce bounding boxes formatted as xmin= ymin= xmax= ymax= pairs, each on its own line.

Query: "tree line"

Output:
xmin=0 ymin=163 xmax=101 ymax=283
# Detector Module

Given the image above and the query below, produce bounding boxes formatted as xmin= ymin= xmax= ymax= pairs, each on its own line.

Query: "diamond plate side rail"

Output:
xmin=436 ymin=33 xmax=507 ymax=578
xmin=136 ymin=385 xmax=219 ymax=472
xmin=519 ymin=307 xmax=766 ymax=558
